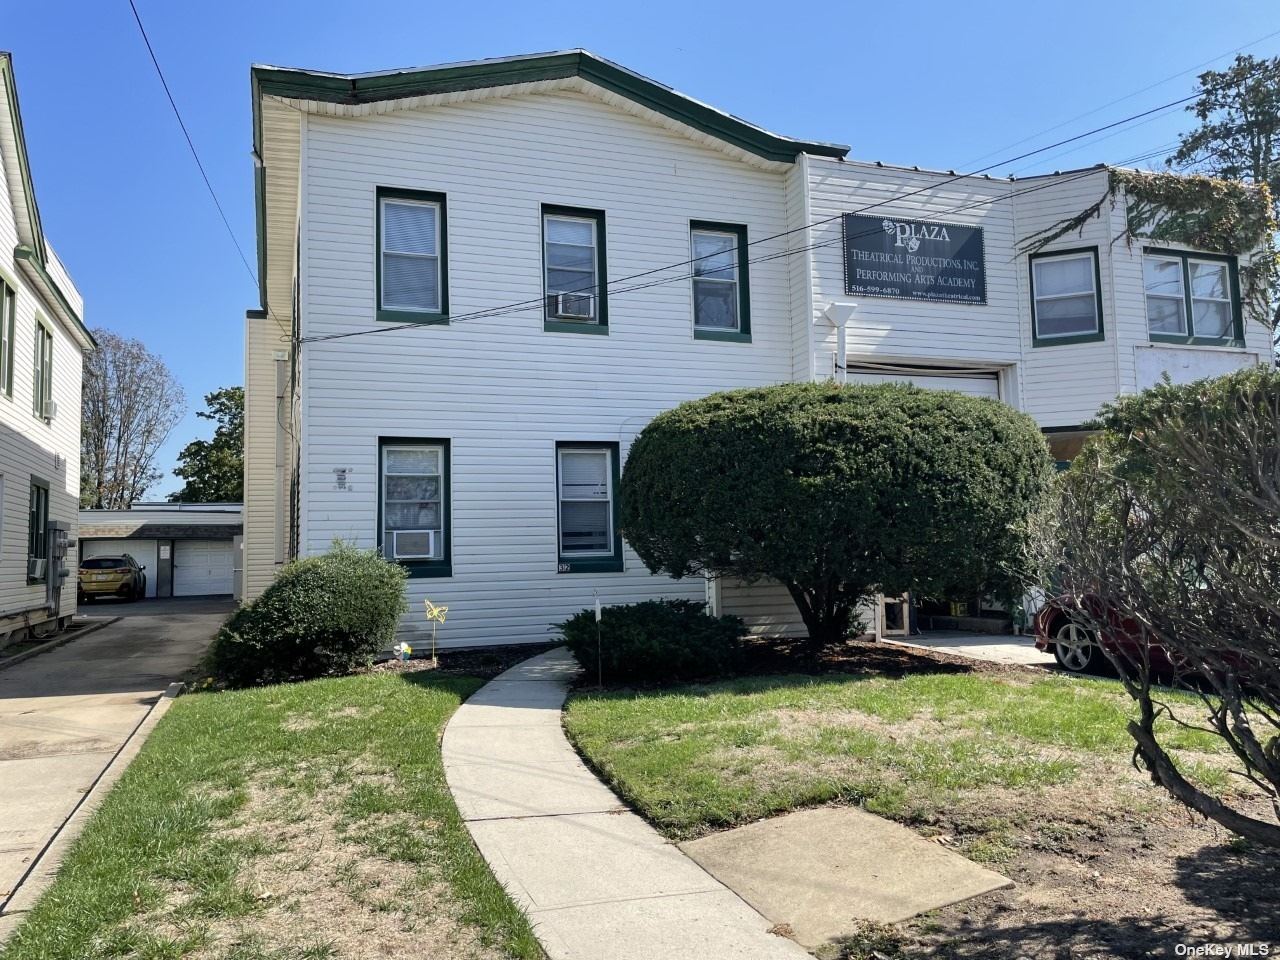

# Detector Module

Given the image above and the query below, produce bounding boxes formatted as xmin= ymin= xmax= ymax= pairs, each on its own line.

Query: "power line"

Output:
xmin=297 ymin=87 xmax=1202 ymax=346
xmin=126 ymin=0 xmax=258 ymax=288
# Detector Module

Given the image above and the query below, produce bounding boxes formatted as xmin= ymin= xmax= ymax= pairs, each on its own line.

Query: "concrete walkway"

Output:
xmin=0 ymin=597 xmax=231 ymax=937
xmin=886 ymin=630 xmax=1055 ymax=668
xmin=442 ymin=649 xmax=810 ymax=960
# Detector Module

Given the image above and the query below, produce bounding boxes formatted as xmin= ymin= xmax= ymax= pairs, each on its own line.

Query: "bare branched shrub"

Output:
xmin=1031 ymin=368 xmax=1280 ymax=847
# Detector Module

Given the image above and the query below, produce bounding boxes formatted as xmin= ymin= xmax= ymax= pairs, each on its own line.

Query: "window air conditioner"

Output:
xmin=392 ymin=529 xmax=436 ymax=560
xmin=42 ymin=400 xmax=57 ymax=421
xmin=551 ymin=292 xmax=595 ymax=320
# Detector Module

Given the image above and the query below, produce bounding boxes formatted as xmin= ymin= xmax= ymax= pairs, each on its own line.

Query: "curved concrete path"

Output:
xmin=442 ymin=648 xmax=809 ymax=960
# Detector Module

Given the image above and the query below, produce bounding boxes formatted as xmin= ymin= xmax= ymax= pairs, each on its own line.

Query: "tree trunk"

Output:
xmin=784 ymin=581 xmax=855 ymax=653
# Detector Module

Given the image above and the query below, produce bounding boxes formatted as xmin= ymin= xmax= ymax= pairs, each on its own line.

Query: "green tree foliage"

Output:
xmin=1039 ymin=368 xmax=1280 ymax=847
xmin=620 ymin=382 xmax=1053 ymax=647
xmin=207 ymin=542 xmax=407 ymax=686
xmin=169 ymin=386 xmax=244 ymax=503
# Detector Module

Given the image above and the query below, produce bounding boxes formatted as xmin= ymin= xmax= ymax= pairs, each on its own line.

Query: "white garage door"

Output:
xmin=81 ymin=539 xmax=159 ymax=598
xmin=173 ymin=540 xmax=235 ymax=596
xmin=848 ymin=366 xmax=1001 ymax=400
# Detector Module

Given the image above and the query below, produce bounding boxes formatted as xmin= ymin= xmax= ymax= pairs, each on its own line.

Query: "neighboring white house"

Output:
xmin=243 ymin=50 xmax=1267 ymax=647
xmin=0 ymin=53 xmax=93 ymax=647
xmin=78 ymin=503 xmax=243 ymax=600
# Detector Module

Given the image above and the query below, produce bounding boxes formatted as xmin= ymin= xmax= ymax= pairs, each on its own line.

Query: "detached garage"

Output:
xmin=78 ymin=503 xmax=242 ymax=599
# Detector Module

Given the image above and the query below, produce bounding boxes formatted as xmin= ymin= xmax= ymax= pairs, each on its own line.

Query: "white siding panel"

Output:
xmin=719 ymin=577 xmax=806 ymax=638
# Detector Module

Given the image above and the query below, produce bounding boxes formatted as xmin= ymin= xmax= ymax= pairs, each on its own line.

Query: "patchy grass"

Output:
xmin=2 ymin=673 xmax=543 ymax=960
xmin=564 ymin=668 xmax=1231 ymax=842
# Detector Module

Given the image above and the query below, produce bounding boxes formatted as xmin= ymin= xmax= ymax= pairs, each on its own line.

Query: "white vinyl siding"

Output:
xmin=557 ymin=447 xmax=612 ymax=556
xmin=691 ymin=228 xmax=739 ymax=330
xmin=1031 ymin=252 xmax=1099 ymax=339
xmin=380 ymin=196 xmax=442 ymax=313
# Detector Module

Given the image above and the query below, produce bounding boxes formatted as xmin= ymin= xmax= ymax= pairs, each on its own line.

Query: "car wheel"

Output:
xmin=1053 ymin=621 xmax=1097 ymax=673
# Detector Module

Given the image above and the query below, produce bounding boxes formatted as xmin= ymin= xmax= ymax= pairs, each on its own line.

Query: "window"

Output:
xmin=543 ymin=205 xmax=607 ymax=333
xmin=377 ymin=188 xmax=448 ymax=323
xmin=0 ymin=278 xmax=14 ymax=398
xmin=379 ymin=439 xmax=450 ymax=577
xmin=31 ymin=320 xmax=52 ymax=420
xmin=1143 ymin=249 xmax=1242 ymax=344
xmin=1029 ymin=249 xmax=1102 ymax=345
xmin=691 ymin=221 xmax=751 ymax=342
xmin=28 ymin=478 xmax=48 ymax=584
xmin=556 ymin=442 xmax=621 ymax=573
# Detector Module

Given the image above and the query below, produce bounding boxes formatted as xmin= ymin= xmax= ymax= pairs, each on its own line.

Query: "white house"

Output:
xmin=243 ymin=50 xmax=1267 ymax=647
xmin=0 ymin=53 xmax=93 ymax=646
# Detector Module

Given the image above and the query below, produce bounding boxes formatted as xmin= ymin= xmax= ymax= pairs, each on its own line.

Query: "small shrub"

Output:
xmin=557 ymin=598 xmax=746 ymax=685
xmin=208 ymin=543 xmax=407 ymax=686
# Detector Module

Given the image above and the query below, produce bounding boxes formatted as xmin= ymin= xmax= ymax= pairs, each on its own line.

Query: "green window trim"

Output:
xmin=375 ymin=187 xmax=450 ymax=325
xmin=690 ymin=220 xmax=751 ymax=342
xmin=31 ymin=318 xmax=51 ymax=422
xmin=555 ymin=440 xmax=623 ymax=574
xmin=27 ymin=475 xmax=48 ymax=585
xmin=542 ymin=204 xmax=608 ymax=334
xmin=1028 ymin=246 xmax=1104 ymax=347
xmin=377 ymin=436 xmax=452 ymax=579
xmin=1142 ymin=247 xmax=1244 ymax=347
xmin=0 ymin=276 xmax=14 ymax=398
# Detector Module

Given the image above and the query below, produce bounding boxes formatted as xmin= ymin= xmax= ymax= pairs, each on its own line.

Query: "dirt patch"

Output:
xmin=123 ymin=769 xmax=508 ymax=960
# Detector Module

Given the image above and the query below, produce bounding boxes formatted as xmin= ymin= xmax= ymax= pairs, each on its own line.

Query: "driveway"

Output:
xmin=0 ymin=597 xmax=232 ymax=922
xmin=885 ymin=630 xmax=1055 ymax=669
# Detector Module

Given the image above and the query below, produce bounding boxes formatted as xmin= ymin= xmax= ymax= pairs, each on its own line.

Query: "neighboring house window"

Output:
xmin=31 ymin=320 xmax=52 ymax=420
xmin=1143 ymin=249 xmax=1242 ymax=344
xmin=543 ymin=205 xmax=607 ymax=333
xmin=379 ymin=439 xmax=451 ymax=578
xmin=377 ymin=188 xmax=448 ymax=323
xmin=691 ymin=222 xmax=751 ymax=342
xmin=1029 ymin=248 xmax=1102 ymax=345
xmin=28 ymin=478 xmax=48 ymax=584
xmin=0 ymin=278 xmax=14 ymax=397
xmin=555 ymin=441 xmax=622 ymax=573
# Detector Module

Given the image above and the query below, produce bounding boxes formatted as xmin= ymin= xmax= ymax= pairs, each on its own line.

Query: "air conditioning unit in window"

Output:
xmin=391 ymin=529 xmax=436 ymax=560
xmin=42 ymin=400 xmax=57 ymax=421
xmin=27 ymin=557 xmax=46 ymax=581
xmin=550 ymin=292 xmax=594 ymax=320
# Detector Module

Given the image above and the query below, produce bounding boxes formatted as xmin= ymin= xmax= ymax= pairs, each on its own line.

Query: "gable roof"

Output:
xmin=0 ymin=53 xmax=93 ymax=349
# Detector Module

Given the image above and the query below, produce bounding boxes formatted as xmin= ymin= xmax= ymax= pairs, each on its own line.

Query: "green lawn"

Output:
xmin=564 ymin=668 xmax=1233 ymax=856
xmin=2 ymin=673 xmax=542 ymax=960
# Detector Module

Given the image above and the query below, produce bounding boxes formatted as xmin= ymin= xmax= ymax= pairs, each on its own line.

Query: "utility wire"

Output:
xmin=297 ymin=88 xmax=1200 ymax=346
xmin=126 ymin=0 xmax=258 ymax=289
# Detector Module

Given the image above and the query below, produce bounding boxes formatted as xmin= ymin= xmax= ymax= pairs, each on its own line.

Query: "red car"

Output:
xmin=1033 ymin=595 xmax=1180 ymax=675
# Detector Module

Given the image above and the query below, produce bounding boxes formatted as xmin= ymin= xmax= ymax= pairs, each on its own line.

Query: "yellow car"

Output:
xmin=78 ymin=555 xmax=147 ymax=602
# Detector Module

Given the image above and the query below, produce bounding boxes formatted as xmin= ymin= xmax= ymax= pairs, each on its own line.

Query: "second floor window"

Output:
xmin=1029 ymin=249 xmax=1101 ymax=343
xmin=0 ymin=278 xmax=13 ymax=398
xmin=543 ymin=206 xmax=607 ymax=331
xmin=1143 ymin=249 xmax=1240 ymax=344
xmin=690 ymin=222 xmax=751 ymax=342
xmin=32 ymin=321 xmax=52 ymax=420
xmin=378 ymin=189 xmax=447 ymax=322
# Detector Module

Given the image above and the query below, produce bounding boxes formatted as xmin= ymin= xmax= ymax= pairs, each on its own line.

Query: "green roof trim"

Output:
xmin=14 ymin=244 xmax=95 ymax=347
xmin=0 ymin=54 xmax=45 ymax=271
xmin=250 ymin=50 xmax=849 ymax=310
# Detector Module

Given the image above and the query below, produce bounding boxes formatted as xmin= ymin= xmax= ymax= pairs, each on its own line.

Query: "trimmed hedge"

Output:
xmin=208 ymin=543 xmax=407 ymax=686
xmin=558 ymin=598 xmax=746 ymax=685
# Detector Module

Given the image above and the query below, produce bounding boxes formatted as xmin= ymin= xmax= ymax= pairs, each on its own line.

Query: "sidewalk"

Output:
xmin=441 ymin=648 xmax=810 ymax=960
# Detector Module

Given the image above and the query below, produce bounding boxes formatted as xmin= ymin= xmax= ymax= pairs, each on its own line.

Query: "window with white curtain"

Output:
xmin=379 ymin=191 xmax=445 ymax=316
xmin=1189 ymin=259 xmax=1232 ymax=339
xmin=557 ymin=444 xmax=617 ymax=565
xmin=1030 ymin=250 xmax=1100 ymax=341
xmin=380 ymin=441 xmax=448 ymax=569
xmin=1143 ymin=255 xmax=1188 ymax=335
xmin=1143 ymin=250 xmax=1239 ymax=342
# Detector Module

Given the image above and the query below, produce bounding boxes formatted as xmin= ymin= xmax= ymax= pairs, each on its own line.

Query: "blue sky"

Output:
xmin=9 ymin=0 xmax=1280 ymax=498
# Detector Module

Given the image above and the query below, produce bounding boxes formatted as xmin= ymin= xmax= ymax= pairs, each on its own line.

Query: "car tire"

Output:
xmin=1052 ymin=621 xmax=1097 ymax=673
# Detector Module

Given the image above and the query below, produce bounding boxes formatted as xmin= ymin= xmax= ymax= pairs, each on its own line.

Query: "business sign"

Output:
xmin=842 ymin=214 xmax=986 ymax=304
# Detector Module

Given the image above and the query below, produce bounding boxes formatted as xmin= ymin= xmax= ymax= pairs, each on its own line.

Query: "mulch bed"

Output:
xmin=371 ymin=641 xmax=561 ymax=682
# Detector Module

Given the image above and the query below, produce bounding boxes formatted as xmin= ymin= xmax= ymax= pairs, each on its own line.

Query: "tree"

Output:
xmin=1036 ymin=369 xmax=1280 ymax=847
xmin=620 ymin=382 xmax=1054 ymax=647
xmin=80 ymin=329 xmax=185 ymax=509
xmin=169 ymin=386 xmax=244 ymax=503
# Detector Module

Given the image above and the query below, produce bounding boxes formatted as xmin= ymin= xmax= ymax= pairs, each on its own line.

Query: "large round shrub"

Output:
xmin=621 ymin=381 xmax=1053 ymax=645
xmin=208 ymin=542 xmax=407 ymax=686
xmin=557 ymin=599 xmax=746 ymax=684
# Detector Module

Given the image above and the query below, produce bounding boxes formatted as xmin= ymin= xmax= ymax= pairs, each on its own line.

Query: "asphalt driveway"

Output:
xmin=0 ymin=597 xmax=232 ymax=926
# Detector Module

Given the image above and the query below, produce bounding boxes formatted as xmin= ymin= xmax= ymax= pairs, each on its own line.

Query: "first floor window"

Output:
xmin=28 ymin=479 xmax=48 ymax=583
xmin=544 ymin=206 xmax=607 ymax=329
xmin=32 ymin=321 xmax=52 ymax=420
xmin=0 ymin=278 xmax=14 ymax=397
xmin=1030 ymin=249 xmax=1101 ymax=342
xmin=1143 ymin=250 xmax=1240 ymax=343
xmin=378 ymin=188 xmax=447 ymax=320
xmin=691 ymin=222 xmax=750 ymax=338
xmin=379 ymin=439 xmax=450 ymax=576
xmin=556 ymin=441 xmax=621 ymax=572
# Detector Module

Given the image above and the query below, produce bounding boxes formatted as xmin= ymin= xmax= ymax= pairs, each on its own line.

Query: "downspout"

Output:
xmin=823 ymin=302 xmax=857 ymax=383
